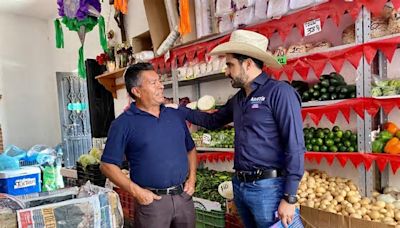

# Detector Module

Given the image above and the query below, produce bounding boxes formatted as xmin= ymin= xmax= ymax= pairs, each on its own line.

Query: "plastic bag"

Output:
xmin=0 ymin=154 xmax=20 ymax=171
xmin=4 ymin=145 xmax=27 ymax=160
xmin=42 ymin=165 xmax=58 ymax=192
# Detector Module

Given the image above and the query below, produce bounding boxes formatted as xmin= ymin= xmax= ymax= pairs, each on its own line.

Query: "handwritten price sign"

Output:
xmin=304 ymin=18 xmax=322 ymax=36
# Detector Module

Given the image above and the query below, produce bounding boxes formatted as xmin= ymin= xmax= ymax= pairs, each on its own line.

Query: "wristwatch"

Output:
xmin=283 ymin=194 xmax=298 ymax=204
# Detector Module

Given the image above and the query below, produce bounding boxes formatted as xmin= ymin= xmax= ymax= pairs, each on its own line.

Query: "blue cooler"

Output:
xmin=0 ymin=166 xmax=41 ymax=195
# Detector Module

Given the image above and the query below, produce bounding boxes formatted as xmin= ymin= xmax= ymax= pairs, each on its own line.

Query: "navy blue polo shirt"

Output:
xmin=101 ymin=103 xmax=195 ymax=189
xmin=179 ymin=72 xmax=305 ymax=195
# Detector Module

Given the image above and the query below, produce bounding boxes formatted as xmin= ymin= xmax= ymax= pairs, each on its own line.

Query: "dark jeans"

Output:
xmin=233 ymin=176 xmax=285 ymax=228
xmin=134 ymin=192 xmax=195 ymax=228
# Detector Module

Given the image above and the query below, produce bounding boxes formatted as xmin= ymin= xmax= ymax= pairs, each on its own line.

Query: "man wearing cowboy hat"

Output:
xmin=178 ymin=30 xmax=305 ymax=227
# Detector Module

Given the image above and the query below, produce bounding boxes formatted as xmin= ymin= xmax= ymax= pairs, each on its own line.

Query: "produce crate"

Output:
xmin=76 ymin=163 xmax=106 ymax=187
xmin=114 ymin=187 xmax=135 ymax=224
xmin=195 ymin=209 xmax=225 ymax=228
xmin=225 ymin=213 xmax=244 ymax=228
xmin=63 ymin=176 xmax=78 ymax=188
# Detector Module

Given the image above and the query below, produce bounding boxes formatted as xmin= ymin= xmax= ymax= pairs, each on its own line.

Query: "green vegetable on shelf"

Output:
xmin=372 ymin=139 xmax=385 ymax=153
xmin=377 ymin=130 xmax=393 ymax=143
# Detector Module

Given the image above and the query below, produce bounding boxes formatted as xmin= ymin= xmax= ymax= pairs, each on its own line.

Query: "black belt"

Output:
xmin=148 ymin=184 xmax=184 ymax=195
xmin=235 ymin=169 xmax=284 ymax=182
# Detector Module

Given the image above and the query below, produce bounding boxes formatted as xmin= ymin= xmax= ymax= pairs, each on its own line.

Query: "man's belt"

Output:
xmin=148 ymin=184 xmax=184 ymax=195
xmin=235 ymin=169 xmax=284 ymax=182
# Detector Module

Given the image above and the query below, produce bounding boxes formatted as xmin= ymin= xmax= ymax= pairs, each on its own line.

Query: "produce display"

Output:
xmin=194 ymin=169 xmax=232 ymax=207
xmin=77 ymin=148 xmax=102 ymax=170
xmin=371 ymin=78 xmax=400 ymax=97
xmin=298 ymin=170 xmax=400 ymax=225
xmin=295 ymin=72 xmax=356 ymax=102
xmin=304 ymin=126 xmax=358 ymax=152
xmin=192 ymin=128 xmax=234 ymax=148
xmin=372 ymin=122 xmax=400 ymax=154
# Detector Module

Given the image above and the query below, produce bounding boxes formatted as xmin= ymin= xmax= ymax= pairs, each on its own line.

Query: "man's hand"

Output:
xmin=278 ymin=199 xmax=296 ymax=228
xmin=134 ymin=186 xmax=162 ymax=205
xmin=184 ymin=178 xmax=196 ymax=196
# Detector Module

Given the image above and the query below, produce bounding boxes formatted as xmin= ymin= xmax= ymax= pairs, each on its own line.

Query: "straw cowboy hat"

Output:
xmin=210 ymin=30 xmax=282 ymax=69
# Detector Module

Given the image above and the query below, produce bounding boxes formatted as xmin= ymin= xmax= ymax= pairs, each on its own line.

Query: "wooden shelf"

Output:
xmin=95 ymin=68 xmax=126 ymax=98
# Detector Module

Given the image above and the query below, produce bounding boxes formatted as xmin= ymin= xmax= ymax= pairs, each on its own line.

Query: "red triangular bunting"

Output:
xmin=324 ymin=154 xmax=336 ymax=166
xmin=390 ymin=159 xmax=400 ymax=174
xmin=381 ymin=102 xmax=396 ymax=115
xmin=352 ymin=104 xmax=365 ymax=119
xmin=380 ymin=44 xmax=398 ymax=63
xmin=376 ymin=157 xmax=389 ymax=172
xmin=349 ymin=154 xmax=364 ymax=169
xmin=330 ymin=57 xmax=346 ymax=73
xmin=278 ymin=26 xmax=292 ymax=42
xmin=336 ymin=154 xmax=349 ymax=167
xmin=393 ymin=0 xmax=400 ymax=10
xmin=284 ymin=67 xmax=295 ymax=82
xmin=325 ymin=109 xmax=340 ymax=124
xmin=296 ymin=67 xmax=310 ymax=80
xmin=363 ymin=156 xmax=373 ymax=171
xmin=308 ymin=112 xmax=323 ymax=125
xmin=364 ymin=0 xmax=388 ymax=17
xmin=301 ymin=111 xmax=307 ymax=121
xmin=315 ymin=155 xmax=323 ymax=165
xmin=308 ymin=59 xmax=328 ymax=77
xmin=346 ymin=48 xmax=363 ymax=69
xmin=339 ymin=106 xmax=351 ymax=123
xmin=363 ymin=45 xmax=378 ymax=65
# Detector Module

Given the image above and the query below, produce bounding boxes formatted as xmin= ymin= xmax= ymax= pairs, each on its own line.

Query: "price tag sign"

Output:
xmin=164 ymin=51 xmax=171 ymax=62
xmin=276 ymin=55 xmax=287 ymax=65
xmin=202 ymin=133 xmax=212 ymax=145
xmin=304 ymin=18 xmax=322 ymax=36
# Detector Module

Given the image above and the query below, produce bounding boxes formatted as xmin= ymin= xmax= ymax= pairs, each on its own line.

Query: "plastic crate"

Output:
xmin=225 ymin=213 xmax=244 ymax=228
xmin=195 ymin=209 xmax=225 ymax=228
xmin=76 ymin=163 xmax=106 ymax=187
xmin=114 ymin=187 xmax=135 ymax=223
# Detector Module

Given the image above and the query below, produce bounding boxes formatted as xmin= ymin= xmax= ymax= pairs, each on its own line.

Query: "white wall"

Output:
xmin=0 ymin=13 xmax=59 ymax=149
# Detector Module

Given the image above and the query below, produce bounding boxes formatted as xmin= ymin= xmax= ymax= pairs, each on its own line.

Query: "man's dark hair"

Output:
xmin=232 ymin=53 xmax=264 ymax=70
xmin=124 ymin=62 xmax=154 ymax=99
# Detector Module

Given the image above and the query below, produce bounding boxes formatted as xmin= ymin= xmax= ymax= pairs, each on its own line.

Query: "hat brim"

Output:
xmin=210 ymin=41 xmax=282 ymax=69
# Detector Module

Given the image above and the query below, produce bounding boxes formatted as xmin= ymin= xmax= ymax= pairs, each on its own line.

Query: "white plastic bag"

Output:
xmin=254 ymin=0 xmax=268 ymax=21
xmin=215 ymin=0 xmax=234 ymax=16
xmin=267 ymin=0 xmax=289 ymax=18
xmin=289 ymin=0 xmax=315 ymax=10
xmin=233 ymin=7 xmax=255 ymax=27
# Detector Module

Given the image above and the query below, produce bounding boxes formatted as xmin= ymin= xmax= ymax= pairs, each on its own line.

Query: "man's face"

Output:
xmin=132 ymin=70 xmax=164 ymax=106
xmin=225 ymin=54 xmax=248 ymax=88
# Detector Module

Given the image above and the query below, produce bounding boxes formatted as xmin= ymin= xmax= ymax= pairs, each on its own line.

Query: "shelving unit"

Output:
xmin=95 ymin=1 xmax=400 ymax=198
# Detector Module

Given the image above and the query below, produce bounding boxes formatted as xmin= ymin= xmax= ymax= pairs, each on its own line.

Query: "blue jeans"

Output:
xmin=232 ymin=176 xmax=285 ymax=228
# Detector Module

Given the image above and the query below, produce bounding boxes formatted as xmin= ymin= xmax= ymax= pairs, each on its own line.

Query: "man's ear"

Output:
xmin=132 ymin=87 xmax=141 ymax=98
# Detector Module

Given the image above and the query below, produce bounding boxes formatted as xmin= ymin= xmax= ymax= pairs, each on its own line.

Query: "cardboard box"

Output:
xmin=301 ymin=206 xmax=395 ymax=228
xmin=131 ymin=31 xmax=153 ymax=53
xmin=143 ymin=0 xmax=171 ymax=53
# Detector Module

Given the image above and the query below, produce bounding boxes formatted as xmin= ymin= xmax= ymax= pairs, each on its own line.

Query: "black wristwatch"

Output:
xmin=283 ymin=194 xmax=298 ymax=204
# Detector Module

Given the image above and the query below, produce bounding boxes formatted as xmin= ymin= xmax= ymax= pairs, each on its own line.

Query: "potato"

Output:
xmin=386 ymin=210 xmax=395 ymax=218
xmin=395 ymin=211 xmax=400 ymax=221
xmin=325 ymin=195 xmax=334 ymax=201
xmin=380 ymin=208 xmax=388 ymax=214
xmin=383 ymin=217 xmax=395 ymax=224
xmin=336 ymin=195 xmax=345 ymax=202
xmin=344 ymin=186 xmax=351 ymax=192
xmin=332 ymin=199 xmax=338 ymax=206
xmin=371 ymin=206 xmax=381 ymax=211
xmin=387 ymin=203 xmax=396 ymax=210
xmin=340 ymin=191 xmax=347 ymax=197
xmin=360 ymin=207 xmax=368 ymax=216
xmin=316 ymin=192 xmax=323 ymax=197
xmin=335 ymin=205 xmax=342 ymax=212
xmin=316 ymin=187 xmax=326 ymax=193
xmin=360 ymin=197 xmax=371 ymax=205
xmin=315 ymin=202 xmax=321 ymax=208
xmin=376 ymin=201 xmax=386 ymax=208
xmin=349 ymin=184 xmax=357 ymax=191
xmin=306 ymin=189 xmax=314 ymax=194
xmin=363 ymin=215 xmax=371 ymax=221
xmin=320 ymin=204 xmax=327 ymax=210
xmin=299 ymin=198 xmax=306 ymax=204
xmin=300 ymin=192 xmax=308 ymax=198
xmin=369 ymin=211 xmax=381 ymax=220
xmin=348 ymin=196 xmax=360 ymax=204
xmin=342 ymin=211 xmax=349 ymax=216
xmin=346 ymin=206 xmax=356 ymax=214
xmin=308 ymin=193 xmax=316 ymax=199
xmin=373 ymin=191 xmax=381 ymax=198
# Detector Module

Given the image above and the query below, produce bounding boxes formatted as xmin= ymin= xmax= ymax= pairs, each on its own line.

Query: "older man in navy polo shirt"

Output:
xmin=100 ymin=63 xmax=197 ymax=228
xmin=177 ymin=30 xmax=305 ymax=228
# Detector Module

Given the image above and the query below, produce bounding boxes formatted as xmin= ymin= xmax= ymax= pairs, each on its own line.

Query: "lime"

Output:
xmin=337 ymin=142 xmax=344 ymax=148
xmin=343 ymin=140 xmax=351 ymax=147
xmin=323 ymin=128 xmax=330 ymax=134
xmin=303 ymin=128 xmax=310 ymax=134
xmin=332 ymin=126 xmax=340 ymax=132
xmin=344 ymin=130 xmax=352 ymax=139
xmin=336 ymin=130 xmax=344 ymax=138
xmin=316 ymin=138 xmax=324 ymax=146
xmin=305 ymin=133 xmax=314 ymax=140
xmin=311 ymin=138 xmax=317 ymax=145
xmin=316 ymin=131 xmax=325 ymax=139
xmin=329 ymin=145 xmax=338 ymax=152
xmin=320 ymin=145 xmax=328 ymax=152
xmin=327 ymin=132 xmax=335 ymax=139
xmin=350 ymin=134 xmax=357 ymax=142
xmin=309 ymin=127 xmax=316 ymax=133
xmin=334 ymin=137 xmax=342 ymax=144
xmin=305 ymin=139 xmax=311 ymax=145
xmin=339 ymin=146 xmax=347 ymax=152
xmin=312 ymin=145 xmax=320 ymax=152
xmin=325 ymin=139 xmax=334 ymax=147
xmin=348 ymin=146 xmax=355 ymax=152
xmin=306 ymin=144 xmax=313 ymax=151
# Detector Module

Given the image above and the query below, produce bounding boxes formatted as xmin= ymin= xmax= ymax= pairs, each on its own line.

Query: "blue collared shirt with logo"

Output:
xmin=179 ymin=72 xmax=305 ymax=195
xmin=101 ymin=104 xmax=195 ymax=189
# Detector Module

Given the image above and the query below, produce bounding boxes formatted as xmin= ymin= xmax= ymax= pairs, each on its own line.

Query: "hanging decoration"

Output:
xmin=54 ymin=0 xmax=108 ymax=79
xmin=113 ymin=0 xmax=128 ymax=14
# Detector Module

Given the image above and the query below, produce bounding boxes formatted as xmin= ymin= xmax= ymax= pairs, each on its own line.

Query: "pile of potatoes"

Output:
xmin=297 ymin=170 xmax=400 ymax=226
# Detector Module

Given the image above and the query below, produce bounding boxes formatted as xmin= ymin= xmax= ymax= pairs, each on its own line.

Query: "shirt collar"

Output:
xmin=251 ymin=72 xmax=270 ymax=90
xmin=128 ymin=103 xmax=166 ymax=115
